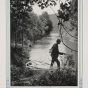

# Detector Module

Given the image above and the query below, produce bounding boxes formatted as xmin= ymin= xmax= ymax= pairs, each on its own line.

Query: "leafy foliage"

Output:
xmin=57 ymin=0 xmax=78 ymax=23
xmin=11 ymin=68 xmax=77 ymax=86
xmin=40 ymin=11 xmax=53 ymax=34
xmin=35 ymin=69 xmax=77 ymax=86
xmin=57 ymin=1 xmax=71 ymax=21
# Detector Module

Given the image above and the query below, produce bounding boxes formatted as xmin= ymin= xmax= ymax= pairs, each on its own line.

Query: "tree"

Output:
xmin=10 ymin=0 xmax=32 ymax=50
xmin=40 ymin=11 xmax=53 ymax=34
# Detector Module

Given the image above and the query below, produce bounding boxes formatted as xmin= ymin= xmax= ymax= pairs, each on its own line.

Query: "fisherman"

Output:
xmin=49 ymin=39 xmax=67 ymax=69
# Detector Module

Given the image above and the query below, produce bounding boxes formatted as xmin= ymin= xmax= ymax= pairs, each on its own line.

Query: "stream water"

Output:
xmin=27 ymin=33 xmax=77 ymax=70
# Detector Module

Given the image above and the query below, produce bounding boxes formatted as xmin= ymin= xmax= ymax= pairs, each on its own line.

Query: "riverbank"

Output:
xmin=11 ymin=67 xmax=77 ymax=86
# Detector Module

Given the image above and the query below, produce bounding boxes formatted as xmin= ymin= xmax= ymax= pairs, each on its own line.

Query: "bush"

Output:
xmin=33 ymin=68 xmax=77 ymax=86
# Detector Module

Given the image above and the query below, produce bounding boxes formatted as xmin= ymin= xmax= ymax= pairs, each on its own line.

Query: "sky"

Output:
xmin=33 ymin=0 xmax=67 ymax=15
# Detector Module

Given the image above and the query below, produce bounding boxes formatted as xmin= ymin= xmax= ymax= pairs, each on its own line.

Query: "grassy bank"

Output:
xmin=11 ymin=68 xmax=77 ymax=86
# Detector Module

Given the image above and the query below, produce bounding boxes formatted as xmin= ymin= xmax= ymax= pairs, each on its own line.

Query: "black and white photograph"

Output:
xmin=10 ymin=0 xmax=78 ymax=86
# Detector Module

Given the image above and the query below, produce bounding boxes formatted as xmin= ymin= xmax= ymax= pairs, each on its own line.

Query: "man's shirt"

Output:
xmin=51 ymin=43 xmax=63 ymax=57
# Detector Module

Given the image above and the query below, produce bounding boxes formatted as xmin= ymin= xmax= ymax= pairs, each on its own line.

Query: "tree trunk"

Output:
xmin=22 ymin=29 xmax=24 ymax=49
xmin=15 ymin=29 xmax=17 ymax=51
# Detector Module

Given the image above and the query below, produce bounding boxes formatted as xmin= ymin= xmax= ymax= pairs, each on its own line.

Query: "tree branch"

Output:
xmin=61 ymin=24 xmax=78 ymax=39
xmin=59 ymin=25 xmax=78 ymax=52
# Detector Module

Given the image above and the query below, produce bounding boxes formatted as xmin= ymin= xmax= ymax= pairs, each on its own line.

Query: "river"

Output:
xmin=26 ymin=33 xmax=77 ymax=70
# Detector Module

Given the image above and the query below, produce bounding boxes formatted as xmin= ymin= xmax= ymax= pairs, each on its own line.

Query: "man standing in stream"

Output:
xmin=49 ymin=39 xmax=67 ymax=69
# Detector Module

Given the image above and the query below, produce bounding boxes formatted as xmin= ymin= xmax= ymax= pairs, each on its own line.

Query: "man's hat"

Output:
xmin=56 ymin=39 xmax=61 ymax=43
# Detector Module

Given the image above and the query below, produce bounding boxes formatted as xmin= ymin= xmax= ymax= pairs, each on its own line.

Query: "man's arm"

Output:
xmin=59 ymin=52 xmax=64 ymax=55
